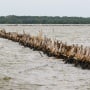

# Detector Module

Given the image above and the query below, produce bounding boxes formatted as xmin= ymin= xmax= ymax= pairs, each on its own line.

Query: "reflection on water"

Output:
xmin=0 ymin=24 xmax=90 ymax=90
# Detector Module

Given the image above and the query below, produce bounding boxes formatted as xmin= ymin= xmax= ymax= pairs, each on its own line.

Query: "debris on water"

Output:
xmin=39 ymin=51 xmax=43 ymax=57
xmin=3 ymin=76 xmax=12 ymax=81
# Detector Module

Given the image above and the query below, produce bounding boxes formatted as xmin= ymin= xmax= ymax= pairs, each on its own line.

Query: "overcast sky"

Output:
xmin=0 ymin=0 xmax=90 ymax=17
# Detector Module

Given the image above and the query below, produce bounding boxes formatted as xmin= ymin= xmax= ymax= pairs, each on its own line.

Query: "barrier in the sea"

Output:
xmin=0 ymin=29 xmax=90 ymax=69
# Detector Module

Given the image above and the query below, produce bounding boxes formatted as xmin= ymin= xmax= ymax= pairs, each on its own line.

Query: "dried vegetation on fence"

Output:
xmin=0 ymin=29 xmax=90 ymax=69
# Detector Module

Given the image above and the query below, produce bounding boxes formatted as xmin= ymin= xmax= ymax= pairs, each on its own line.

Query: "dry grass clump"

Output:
xmin=0 ymin=29 xmax=90 ymax=69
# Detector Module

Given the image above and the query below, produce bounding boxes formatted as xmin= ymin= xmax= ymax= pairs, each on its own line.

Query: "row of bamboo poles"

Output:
xmin=0 ymin=29 xmax=90 ymax=69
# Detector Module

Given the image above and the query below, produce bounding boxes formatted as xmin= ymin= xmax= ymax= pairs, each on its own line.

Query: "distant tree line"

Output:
xmin=0 ymin=15 xmax=90 ymax=24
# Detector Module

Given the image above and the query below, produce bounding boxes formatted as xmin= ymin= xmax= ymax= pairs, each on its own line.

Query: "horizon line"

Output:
xmin=0 ymin=15 xmax=90 ymax=18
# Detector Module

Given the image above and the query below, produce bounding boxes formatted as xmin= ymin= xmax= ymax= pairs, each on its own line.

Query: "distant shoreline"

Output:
xmin=0 ymin=16 xmax=90 ymax=24
xmin=0 ymin=24 xmax=90 ymax=26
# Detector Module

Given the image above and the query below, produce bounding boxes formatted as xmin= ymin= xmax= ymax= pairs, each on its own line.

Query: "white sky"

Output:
xmin=0 ymin=0 xmax=90 ymax=17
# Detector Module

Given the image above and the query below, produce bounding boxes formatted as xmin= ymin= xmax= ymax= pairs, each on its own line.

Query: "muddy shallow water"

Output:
xmin=0 ymin=24 xmax=90 ymax=90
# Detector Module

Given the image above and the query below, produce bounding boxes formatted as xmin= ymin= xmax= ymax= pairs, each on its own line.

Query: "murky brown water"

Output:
xmin=0 ymin=24 xmax=90 ymax=90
